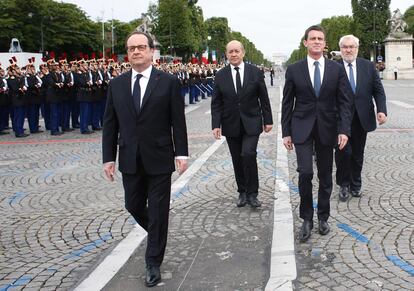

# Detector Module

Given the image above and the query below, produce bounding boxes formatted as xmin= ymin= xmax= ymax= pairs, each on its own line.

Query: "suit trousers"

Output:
xmin=295 ymin=122 xmax=333 ymax=221
xmin=122 ymin=156 xmax=172 ymax=267
xmin=335 ymin=113 xmax=367 ymax=191
xmin=226 ymin=128 xmax=260 ymax=197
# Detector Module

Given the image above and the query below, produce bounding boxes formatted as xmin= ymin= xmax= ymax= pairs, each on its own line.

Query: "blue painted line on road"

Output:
xmin=8 ymin=192 xmax=28 ymax=206
xmin=387 ymin=256 xmax=414 ymax=276
xmin=0 ymin=275 xmax=32 ymax=290
xmin=172 ymin=184 xmax=189 ymax=199
xmin=313 ymin=200 xmax=317 ymax=209
xmin=200 ymin=171 xmax=214 ymax=181
xmin=287 ymin=182 xmax=299 ymax=193
xmin=64 ymin=233 xmax=112 ymax=260
xmin=337 ymin=223 xmax=370 ymax=244
xmin=127 ymin=217 xmax=137 ymax=225
xmin=41 ymin=170 xmax=54 ymax=179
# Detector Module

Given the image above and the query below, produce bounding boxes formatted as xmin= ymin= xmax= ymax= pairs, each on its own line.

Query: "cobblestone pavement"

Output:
xmin=292 ymin=80 xmax=414 ymax=291
xmin=1 ymin=77 xmax=413 ymax=291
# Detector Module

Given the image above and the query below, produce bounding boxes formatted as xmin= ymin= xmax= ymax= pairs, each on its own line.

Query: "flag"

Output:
xmin=191 ymin=53 xmax=198 ymax=64
xmin=212 ymin=50 xmax=217 ymax=64
xmin=201 ymin=48 xmax=209 ymax=64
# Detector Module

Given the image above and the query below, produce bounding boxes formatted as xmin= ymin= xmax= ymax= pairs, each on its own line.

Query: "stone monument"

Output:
xmin=137 ymin=13 xmax=161 ymax=63
xmin=383 ymin=9 xmax=414 ymax=79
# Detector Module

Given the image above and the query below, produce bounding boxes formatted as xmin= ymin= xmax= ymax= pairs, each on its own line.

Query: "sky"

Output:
xmin=60 ymin=0 xmax=413 ymax=58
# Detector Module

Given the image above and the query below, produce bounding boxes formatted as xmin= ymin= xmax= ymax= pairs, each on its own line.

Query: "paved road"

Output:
xmin=0 ymin=77 xmax=413 ymax=290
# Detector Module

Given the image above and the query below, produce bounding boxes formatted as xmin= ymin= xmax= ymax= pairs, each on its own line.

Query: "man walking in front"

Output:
xmin=281 ymin=25 xmax=352 ymax=242
xmin=211 ymin=40 xmax=273 ymax=208
xmin=335 ymin=35 xmax=387 ymax=202
xmin=102 ymin=31 xmax=188 ymax=287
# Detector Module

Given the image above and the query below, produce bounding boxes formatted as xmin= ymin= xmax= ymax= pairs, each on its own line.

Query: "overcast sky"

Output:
xmin=60 ymin=0 xmax=412 ymax=58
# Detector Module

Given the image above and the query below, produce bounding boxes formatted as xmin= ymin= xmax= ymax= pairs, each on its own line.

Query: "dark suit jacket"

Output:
xmin=345 ymin=57 xmax=387 ymax=132
xmin=102 ymin=67 xmax=188 ymax=175
xmin=282 ymin=58 xmax=352 ymax=146
xmin=211 ymin=63 xmax=273 ymax=137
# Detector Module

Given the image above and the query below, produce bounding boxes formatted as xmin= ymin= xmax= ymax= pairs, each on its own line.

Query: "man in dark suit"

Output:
xmin=281 ymin=25 xmax=352 ymax=242
xmin=102 ymin=31 xmax=188 ymax=287
xmin=335 ymin=35 xmax=387 ymax=201
xmin=211 ymin=40 xmax=273 ymax=208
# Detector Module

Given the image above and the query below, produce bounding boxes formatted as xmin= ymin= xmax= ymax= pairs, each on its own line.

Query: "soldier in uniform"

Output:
xmin=0 ymin=63 xmax=11 ymax=135
xmin=25 ymin=57 xmax=43 ymax=133
xmin=69 ymin=61 xmax=80 ymax=129
xmin=44 ymin=59 xmax=64 ymax=135
xmin=7 ymin=57 xmax=29 ymax=137
xmin=76 ymin=59 xmax=94 ymax=134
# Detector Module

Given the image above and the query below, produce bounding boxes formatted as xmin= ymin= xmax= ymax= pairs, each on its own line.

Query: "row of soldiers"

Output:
xmin=0 ymin=57 xmax=222 ymax=137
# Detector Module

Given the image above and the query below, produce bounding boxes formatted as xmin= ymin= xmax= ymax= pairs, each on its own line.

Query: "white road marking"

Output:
xmin=388 ymin=100 xmax=414 ymax=109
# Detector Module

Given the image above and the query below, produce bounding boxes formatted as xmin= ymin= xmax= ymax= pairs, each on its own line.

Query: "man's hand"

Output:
xmin=283 ymin=136 xmax=293 ymax=151
xmin=377 ymin=112 xmax=387 ymax=125
xmin=176 ymin=159 xmax=188 ymax=175
xmin=263 ymin=124 xmax=273 ymax=133
xmin=337 ymin=134 xmax=348 ymax=150
xmin=212 ymin=128 xmax=221 ymax=140
xmin=103 ymin=162 xmax=116 ymax=182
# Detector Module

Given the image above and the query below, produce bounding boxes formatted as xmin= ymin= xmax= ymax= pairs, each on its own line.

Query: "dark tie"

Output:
xmin=313 ymin=61 xmax=321 ymax=97
xmin=133 ymin=74 xmax=143 ymax=113
xmin=348 ymin=63 xmax=356 ymax=94
xmin=234 ymin=66 xmax=242 ymax=94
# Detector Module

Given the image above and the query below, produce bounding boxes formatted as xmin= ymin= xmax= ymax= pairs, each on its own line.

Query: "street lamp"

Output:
xmin=28 ymin=13 xmax=51 ymax=53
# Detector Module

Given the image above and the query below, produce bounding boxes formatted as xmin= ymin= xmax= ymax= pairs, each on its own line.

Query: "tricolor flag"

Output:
xmin=201 ymin=48 xmax=209 ymax=64
xmin=211 ymin=50 xmax=217 ymax=64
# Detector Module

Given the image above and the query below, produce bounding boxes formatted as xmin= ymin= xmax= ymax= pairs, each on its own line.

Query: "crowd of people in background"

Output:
xmin=0 ymin=56 xmax=232 ymax=138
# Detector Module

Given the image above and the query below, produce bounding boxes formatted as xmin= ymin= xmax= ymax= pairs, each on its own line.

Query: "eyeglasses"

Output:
xmin=127 ymin=45 xmax=148 ymax=52
xmin=340 ymin=45 xmax=358 ymax=50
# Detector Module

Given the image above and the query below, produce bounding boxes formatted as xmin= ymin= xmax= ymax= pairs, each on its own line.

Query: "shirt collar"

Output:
xmin=132 ymin=65 xmax=152 ymax=79
xmin=343 ymin=59 xmax=357 ymax=68
xmin=307 ymin=55 xmax=325 ymax=67
xmin=230 ymin=62 xmax=244 ymax=71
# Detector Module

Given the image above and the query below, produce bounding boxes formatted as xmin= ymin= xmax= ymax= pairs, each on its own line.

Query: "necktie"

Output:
xmin=348 ymin=63 xmax=356 ymax=94
xmin=133 ymin=74 xmax=143 ymax=113
xmin=313 ymin=61 xmax=321 ymax=97
xmin=234 ymin=66 xmax=242 ymax=94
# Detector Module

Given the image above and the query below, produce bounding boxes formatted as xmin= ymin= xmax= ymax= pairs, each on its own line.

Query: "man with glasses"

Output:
xmin=102 ymin=31 xmax=188 ymax=287
xmin=335 ymin=35 xmax=387 ymax=202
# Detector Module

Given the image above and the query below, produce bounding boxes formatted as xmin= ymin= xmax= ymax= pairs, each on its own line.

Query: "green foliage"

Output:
xmin=205 ymin=17 xmax=230 ymax=61
xmin=321 ymin=16 xmax=354 ymax=51
xmin=352 ymin=0 xmax=390 ymax=58
xmin=404 ymin=5 xmax=414 ymax=36
xmin=286 ymin=41 xmax=307 ymax=65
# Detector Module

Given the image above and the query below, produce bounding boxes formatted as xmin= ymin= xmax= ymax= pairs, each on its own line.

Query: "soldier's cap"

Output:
xmin=97 ymin=58 xmax=105 ymax=63
xmin=77 ymin=59 xmax=86 ymax=65
xmin=59 ymin=59 xmax=68 ymax=65
xmin=47 ymin=58 xmax=58 ymax=66
xmin=8 ymin=56 xmax=19 ymax=69
xmin=87 ymin=59 xmax=97 ymax=64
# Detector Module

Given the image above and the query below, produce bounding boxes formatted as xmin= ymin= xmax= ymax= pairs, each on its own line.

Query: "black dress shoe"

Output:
xmin=247 ymin=196 xmax=262 ymax=208
xmin=15 ymin=133 xmax=29 ymax=138
xmin=31 ymin=130 xmax=44 ymax=134
xmin=145 ymin=265 xmax=161 ymax=287
xmin=81 ymin=130 xmax=94 ymax=135
xmin=299 ymin=220 xmax=313 ymax=242
xmin=0 ymin=131 xmax=9 ymax=135
xmin=351 ymin=189 xmax=361 ymax=197
xmin=318 ymin=220 xmax=330 ymax=235
xmin=92 ymin=127 xmax=102 ymax=131
xmin=237 ymin=193 xmax=247 ymax=207
xmin=339 ymin=185 xmax=349 ymax=202
xmin=51 ymin=131 xmax=63 ymax=136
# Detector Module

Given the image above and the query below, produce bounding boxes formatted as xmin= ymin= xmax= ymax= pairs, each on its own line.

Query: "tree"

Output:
xmin=205 ymin=17 xmax=230 ymax=62
xmin=404 ymin=5 xmax=414 ymax=36
xmin=352 ymin=0 xmax=390 ymax=58
xmin=321 ymin=16 xmax=354 ymax=52
xmin=286 ymin=42 xmax=307 ymax=65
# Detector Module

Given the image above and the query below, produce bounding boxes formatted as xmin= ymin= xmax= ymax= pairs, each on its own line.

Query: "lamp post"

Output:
xmin=28 ymin=12 xmax=48 ymax=53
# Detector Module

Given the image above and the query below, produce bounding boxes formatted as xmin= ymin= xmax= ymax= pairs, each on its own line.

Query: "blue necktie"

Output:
xmin=313 ymin=61 xmax=321 ymax=97
xmin=133 ymin=74 xmax=143 ymax=113
xmin=348 ymin=63 xmax=356 ymax=94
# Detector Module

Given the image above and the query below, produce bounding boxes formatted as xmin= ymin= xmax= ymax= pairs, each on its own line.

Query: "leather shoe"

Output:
xmin=81 ymin=130 xmax=94 ymax=135
xmin=15 ymin=133 xmax=29 ymax=138
xmin=299 ymin=220 xmax=313 ymax=242
xmin=351 ymin=188 xmax=361 ymax=197
xmin=51 ymin=131 xmax=63 ymax=136
xmin=145 ymin=265 xmax=161 ymax=287
xmin=338 ymin=186 xmax=349 ymax=202
xmin=247 ymin=196 xmax=262 ymax=208
xmin=237 ymin=193 xmax=247 ymax=207
xmin=318 ymin=220 xmax=330 ymax=235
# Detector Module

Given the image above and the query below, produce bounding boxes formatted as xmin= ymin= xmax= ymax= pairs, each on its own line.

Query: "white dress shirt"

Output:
xmin=230 ymin=62 xmax=245 ymax=93
xmin=343 ymin=60 xmax=357 ymax=88
xmin=307 ymin=55 xmax=325 ymax=87
xmin=131 ymin=65 xmax=152 ymax=106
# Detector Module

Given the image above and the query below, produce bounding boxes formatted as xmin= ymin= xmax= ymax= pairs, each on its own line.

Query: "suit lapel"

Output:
xmin=300 ymin=59 xmax=314 ymax=95
xmin=122 ymin=70 xmax=137 ymax=118
xmin=240 ymin=63 xmax=250 ymax=97
xmin=319 ymin=59 xmax=330 ymax=96
xmin=355 ymin=58 xmax=362 ymax=95
xmin=140 ymin=67 xmax=160 ymax=112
